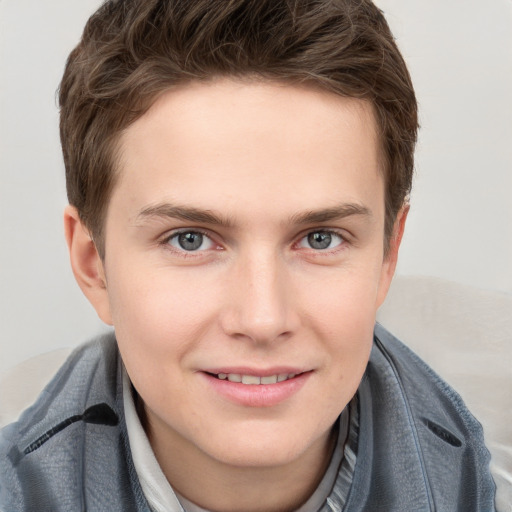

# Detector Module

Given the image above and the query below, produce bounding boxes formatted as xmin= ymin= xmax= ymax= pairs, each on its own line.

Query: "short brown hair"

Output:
xmin=60 ymin=0 xmax=418 ymax=257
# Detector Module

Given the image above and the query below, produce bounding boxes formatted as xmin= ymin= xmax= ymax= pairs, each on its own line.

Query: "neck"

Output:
xmin=146 ymin=411 xmax=339 ymax=512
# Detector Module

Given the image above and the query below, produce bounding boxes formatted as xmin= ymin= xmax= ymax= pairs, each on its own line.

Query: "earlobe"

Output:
xmin=376 ymin=204 xmax=409 ymax=308
xmin=64 ymin=206 xmax=113 ymax=325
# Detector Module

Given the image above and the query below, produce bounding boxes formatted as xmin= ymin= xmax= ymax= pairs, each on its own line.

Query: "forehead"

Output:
xmin=112 ymin=79 xmax=383 ymax=224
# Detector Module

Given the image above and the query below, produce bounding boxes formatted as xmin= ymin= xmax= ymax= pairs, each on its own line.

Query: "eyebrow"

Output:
xmin=135 ymin=201 xmax=371 ymax=227
xmin=289 ymin=203 xmax=372 ymax=225
xmin=135 ymin=203 xmax=234 ymax=228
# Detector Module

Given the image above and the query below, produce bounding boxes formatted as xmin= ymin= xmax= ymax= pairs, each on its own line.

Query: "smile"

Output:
xmin=202 ymin=370 xmax=311 ymax=407
xmin=214 ymin=373 xmax=298 ymax=385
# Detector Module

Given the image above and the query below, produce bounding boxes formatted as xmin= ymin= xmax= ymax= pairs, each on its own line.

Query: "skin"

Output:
xmin=65 ymin=79 xmax=407 ymax=512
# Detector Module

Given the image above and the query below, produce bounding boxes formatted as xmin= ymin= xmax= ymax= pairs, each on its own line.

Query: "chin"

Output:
xmin=202 ymin=421 xmax=330 ymax=469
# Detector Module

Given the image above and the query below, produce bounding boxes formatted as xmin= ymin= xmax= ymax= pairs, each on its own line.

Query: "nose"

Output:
xmin=219 ymin=250 xmax=299 ymax=344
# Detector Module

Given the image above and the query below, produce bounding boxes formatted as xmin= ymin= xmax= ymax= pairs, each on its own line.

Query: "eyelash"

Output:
xmin=295 ymin=229 xmax=346 ymax=252
xmin=160 ymin=229 xmax=220 ymax=257
xmin=159 ymin=228 xmax=349 ymax=256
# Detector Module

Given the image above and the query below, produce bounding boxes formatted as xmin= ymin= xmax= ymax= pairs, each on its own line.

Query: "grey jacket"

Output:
xmin=0 ymin=325 xmax=496 ymax=511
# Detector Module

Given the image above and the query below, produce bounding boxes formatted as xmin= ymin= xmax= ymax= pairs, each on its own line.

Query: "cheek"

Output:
xmin=106 ymin=267 xmax=222 ymax=425
xmin=300 ymin=259 xmax=383 ymax=331
xmin=297 ymin=263 xmax=380 ymax=389
xmin=105 ymin=262 xmax=220 ymax=377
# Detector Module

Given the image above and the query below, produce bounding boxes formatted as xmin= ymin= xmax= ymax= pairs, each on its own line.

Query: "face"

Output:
xmin=78 ymin=79 xmax=402 ymax=472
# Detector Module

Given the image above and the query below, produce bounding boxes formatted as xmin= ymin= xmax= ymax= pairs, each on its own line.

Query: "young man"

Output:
xmin=0 ymin=1 xmax=495 ymax=510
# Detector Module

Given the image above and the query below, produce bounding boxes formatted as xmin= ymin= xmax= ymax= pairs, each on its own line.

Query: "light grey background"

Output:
xmin=1 ymin=0 xmax=511 ymax=375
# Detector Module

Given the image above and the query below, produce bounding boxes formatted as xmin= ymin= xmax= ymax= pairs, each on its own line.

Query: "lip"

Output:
xmin=199 ymin=369 xmax=312 ymax=407
xmin=202 ymin=366 xmax=306 ymax=377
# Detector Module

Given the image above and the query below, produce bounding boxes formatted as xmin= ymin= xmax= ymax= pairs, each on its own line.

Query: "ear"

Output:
xmin=376 ymin=204 xmax=409 ymax=308
xmin=64 ymin=205 xmax=113 ymax=325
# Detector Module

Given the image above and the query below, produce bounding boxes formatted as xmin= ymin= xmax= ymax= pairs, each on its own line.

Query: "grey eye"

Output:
xmin=308 ymin=232 xmax=332 ymax=250
xmin=178 ymin=232 xmax=203 ymax=250
xmin=169 ymin=231 xmax=214 ymax=251
xmin=299 ymin=231 xmax=344 ymax=250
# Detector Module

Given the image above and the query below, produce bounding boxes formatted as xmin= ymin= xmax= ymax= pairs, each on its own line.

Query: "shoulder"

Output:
xmin=0 ymin=332 xmax=138 ymax=511
xmin=371 ymin=323 xmax=486 ymax=437
xmin=2 ymin=332 xmax=120 ymax=442
xmin=358 ymin=324 xmax=496 ymax=510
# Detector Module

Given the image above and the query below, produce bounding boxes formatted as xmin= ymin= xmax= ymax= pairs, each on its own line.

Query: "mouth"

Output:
xmin=200 ymin=367 xmax=312 ymax=406
xmin=207 ymin=372 xmax=300 ymax=385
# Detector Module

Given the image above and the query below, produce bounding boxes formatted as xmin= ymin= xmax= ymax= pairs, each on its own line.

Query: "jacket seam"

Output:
xmin=373 ymin=334 xmax=436 ymax=511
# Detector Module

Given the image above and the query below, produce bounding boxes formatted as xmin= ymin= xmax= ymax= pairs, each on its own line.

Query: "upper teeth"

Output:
xmin=217 ymin=373 xmax=296 ymax=385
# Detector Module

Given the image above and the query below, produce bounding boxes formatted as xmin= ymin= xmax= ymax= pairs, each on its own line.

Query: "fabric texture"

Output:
xmin=0 ymin=325 xmax=496 ymax=511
